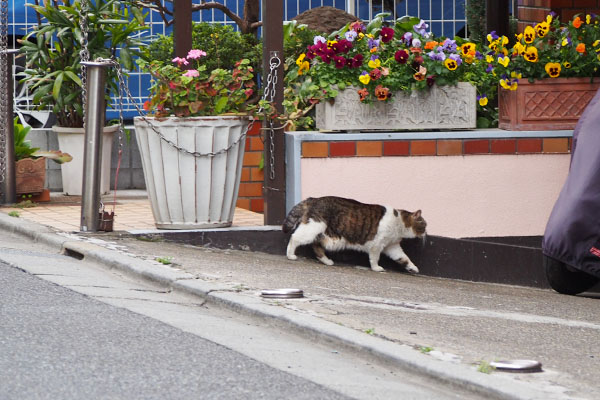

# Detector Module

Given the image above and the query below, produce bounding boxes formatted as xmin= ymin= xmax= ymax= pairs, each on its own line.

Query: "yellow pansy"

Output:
xmin=545 ymin=62 xmax=561 ymax=78
xmin=486 ymin=55 xmax=494 ymax=63
xmin=524 ymin=46 xmax=539 ymax=62
xmin=562 ymin=37 xmax=570 ymax=47
xmin=587 ymin=14 xmax=591 ymax=24
xmin=368 ymin=58 xmax=381 ymax=68
xmin=524 ymin=26 xmax=536 ymax=43
xmin=359 ymin=72 xmax=371 ymax=85
xmin=298 ymin=61 xmax=309 ymax=75
xmin=513 ymin=42 xmax=525 ymax=56
xmin=535 ymin=21 xmax=550 ymax=37
xmin=546 ymin=14 xmax=553 ymax=24
xmin=594 ymin=40 xmax=600 ymax=47
xmin=444 ymin=58 xmax=458 ymax=71
xmin=510 ymin=71 xmax=522 ymax=79
xmin=501 ymin=35 xmax=509 ymax=46
xmin=563 ymin=61 xmax=571 ymax=69
xmin=296 ymin=53 xmax=306 ymax=67
xmin=498 ymin=55 xmax=509 ymax=67
xmin=479 ymin=96 xmax=488 ymax=106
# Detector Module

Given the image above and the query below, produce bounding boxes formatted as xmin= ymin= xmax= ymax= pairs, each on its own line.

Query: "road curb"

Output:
xmin=0 ymin=212 xmax=552 ymax=400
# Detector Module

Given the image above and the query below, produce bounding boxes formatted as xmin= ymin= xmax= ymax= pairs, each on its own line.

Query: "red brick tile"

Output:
xmin=238 ymin=182 xmax=263 ymax=197
xmin=551 ymin=0 xmax=572 ymax=7
xmin=517 ymin=138 xmax=542 ymax=153
xmin=250 ymin=198 xmax=264 ymax=213
xmin=356 ymin=141 xmax=383 ymax=156
xmin=236 ymin=198 xmax=250 ymax=210
xmin=543 ymin=138 xmax=569 ymax=153
xmin=240 ymin=167 xmax=251 ymax=182
xmin=302 ymin=142 xmax=328 ymax=158
xmin=410 ymin=140 xmax=436 ymax=156
xmin=245 ymin=138 xmax=251 ymax=151
xmin=464 ymin=140 xmax=490 ymax=154
xmin=250 ymin=167 xmax=264 ymax=182
xmin=383 ymin=141 xmax=409 ymax=156
xmin=520 ymin=0 xmax=552 ymax=6
xmin=250 ymin=137 xmax=264 ymax=151
xmin=436 ymin=140 xmax=462 ymax=156
xmin=330 ymin=141 xmax=356 ymax=157
xmin=243 ymin=151 xmax=262 ymax=166
xmin=491 ymin=139 xmax=516 ymax=154
xmin=247 ymin=121 xmax=262 ymax=136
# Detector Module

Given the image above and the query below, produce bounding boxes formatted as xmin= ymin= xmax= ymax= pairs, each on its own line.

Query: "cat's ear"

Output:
xmin=414 ymin=210 xmax=422 ymax=218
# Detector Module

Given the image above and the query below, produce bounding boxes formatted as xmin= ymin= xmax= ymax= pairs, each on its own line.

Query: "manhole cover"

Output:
xmin=490 ymin=360 xmax=542 ymax=373
xmin=261 ymin=289 xmax=304 ymax=299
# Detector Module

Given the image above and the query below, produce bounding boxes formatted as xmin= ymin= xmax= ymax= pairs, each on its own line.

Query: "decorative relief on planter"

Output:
xmin=316 ymin=82 xmax=476 ymax=131
xmin=499 ymin=77 xmax=600 ymax=131
xmin=16 ymin=157 xmax=46 ymax=195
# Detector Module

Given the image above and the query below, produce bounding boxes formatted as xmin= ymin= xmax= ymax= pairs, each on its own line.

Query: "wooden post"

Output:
xmin=487 ymin=0 xmax=509 ymax=38
xmin=174 ymin=0 xmax=192 ymax=59
xmin=261 ymin=0 xmax=286 ymax=225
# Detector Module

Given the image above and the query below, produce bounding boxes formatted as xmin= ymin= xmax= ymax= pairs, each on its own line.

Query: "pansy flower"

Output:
xmin=573 ymin=16 xmax=583 ymax=29
xmin=413 ymin=20 xmax=429 ymax=36
xmin=349 ymin=21 xmax=366 ymax=33
xmin=357 ymin=87 xmax=369 ymax=102
xmin=524 ymin=46 xmax=538 ymax=62
xmin=369 ymin=68 xmax=382 ymax=80
xmin=444 ymin=58 xmax=458 ymax=70
xmin=359 ymin=71 xmax=371 ymax=85
xmin=368 ymin=55 xmax=381 ymax=68
xmin=413 ymin=65 xmax=427 ymax=81
xmin=545 ymin=62 xmax=561 ymax=78
xmin=498 ymin=55 xmax=509 ymax=67
xmin=351 ymin=54 xmax=364 ymax=68
xmin=380 ymin=27 xmax=394 ymax=43
xmin=576 ymin=43 xmax=586 ymax=53
xmin=425 ymin=41 xmax=438 ymax=50
xmin=345 ymin=30 xmax=358 ymax=42
xmin=461 ymin=43 xmax=476 ymax=56
xmin=535 ymin=21 xmax=550 ymax=37
xmin=334 ymin=56 xmax=346 ymax=69
xmin=477 ymin=94 xmax=489 ymax=106
xmin=524 ymin=26 xmax=536 ymax=43
xmin=426 ymin=75 xmax=436 ymax=87
xmin=374 ymin=85 xmax=390 ymax=100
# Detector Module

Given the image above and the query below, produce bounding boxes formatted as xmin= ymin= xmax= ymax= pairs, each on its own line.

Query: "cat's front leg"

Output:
xmin=384 ymin=242 xmax=419 ymax=274
xmin=368 ymin=248 xmax=385 ymax=272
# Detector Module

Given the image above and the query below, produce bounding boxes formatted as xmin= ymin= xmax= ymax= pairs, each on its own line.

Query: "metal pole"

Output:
xmin=1 ymin=49 xmax=18 ymax=204
xmin=262 ymin=0 xmax=286 ymax=226
xmin=80 ymin=61 xmax=109 ymax=232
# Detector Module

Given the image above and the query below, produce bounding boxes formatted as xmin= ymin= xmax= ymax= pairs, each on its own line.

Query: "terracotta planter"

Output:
xmin=15 ymin=157 xmax=46 ymax=195
xmin=133 ymin=115 xmax=248 ymax=229
xmin=498 ymin=77 xmax=600 ymax=131
xmin=315 ymin=82 xmax=477 ymax=131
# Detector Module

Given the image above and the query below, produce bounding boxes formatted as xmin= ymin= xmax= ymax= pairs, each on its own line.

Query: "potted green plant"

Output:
xmin=135 ymin=47 xmax=257 ymax=229
xmin=13 ymin=117 xmax=72 ymax=196
xmin=18 ymin=0 xmax=147 ymax=195
xmin=291 ymin=13 xmax=493 ymax=131
xmin=484 ymin=13 xmax=600 ymax=130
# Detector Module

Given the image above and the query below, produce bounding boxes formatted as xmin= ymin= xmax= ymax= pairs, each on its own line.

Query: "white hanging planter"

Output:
xmin=315 ymin=82 xmax=477 ymax=131
xmin=54 ymin=125 xmax=117 ymax=196
xmin=133 ymin=115 xmax=249 ymax=229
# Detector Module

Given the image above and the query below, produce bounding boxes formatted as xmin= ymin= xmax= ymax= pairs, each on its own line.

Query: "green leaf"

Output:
xmin=214 ymin=97 xmax=229 ymax=114
xmin=52 ymin=72 xmax=64 ymax=100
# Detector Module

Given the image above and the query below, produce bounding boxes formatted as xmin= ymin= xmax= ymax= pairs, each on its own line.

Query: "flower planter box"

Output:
xmin=134 ymin=116 xmax=248 ymax=229
xmin=498 ymin=77 xmax=600 ymax=131
xmin=15 ymin=157 xmax=46 ymax=195
xmin=315 ymin=82 xmax=477 ymax=131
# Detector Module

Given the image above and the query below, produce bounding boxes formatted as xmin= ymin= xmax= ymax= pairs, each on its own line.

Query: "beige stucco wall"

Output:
xmin=300 ymin=154 xmax=570 ymax=238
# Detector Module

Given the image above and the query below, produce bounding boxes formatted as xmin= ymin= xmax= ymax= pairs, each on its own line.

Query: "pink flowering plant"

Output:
xmin=139 ymin=49 xmax=256 ymax=117
xmin=293 ymin=13 xmax=491 ymax=105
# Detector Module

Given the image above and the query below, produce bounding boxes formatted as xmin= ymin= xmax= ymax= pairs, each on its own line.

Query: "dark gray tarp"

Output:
xmin=542 ymin=86 xmax=600 ymax=278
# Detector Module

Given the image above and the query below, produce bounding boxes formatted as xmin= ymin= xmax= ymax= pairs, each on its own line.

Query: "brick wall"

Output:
xmin=518 ymin=0 xmax=600 ymax=30
xmin=236 ymin=122 xmax=265 ymax=213
xmin=300 ymin=137 xmax=571 ymax=158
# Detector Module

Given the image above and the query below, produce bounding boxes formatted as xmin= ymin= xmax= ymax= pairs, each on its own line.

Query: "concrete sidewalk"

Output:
xmin=1 ymin=191 xmax=599 ymax=400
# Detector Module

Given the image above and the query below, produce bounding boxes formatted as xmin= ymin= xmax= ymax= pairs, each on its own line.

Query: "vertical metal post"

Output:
xmin=262 ymin=0 xmax=286 ymax=225
xmin=174 ymin=0 xmax=192 ymax=59
xmin=0 ymin=49 xmax=17 ymax=204
xmin=80 ymin=61 xmax=109 ymax=232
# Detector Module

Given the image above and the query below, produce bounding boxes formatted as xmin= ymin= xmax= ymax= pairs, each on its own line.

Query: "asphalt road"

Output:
xmin=0 ymin=232 xmax=477 ymax=400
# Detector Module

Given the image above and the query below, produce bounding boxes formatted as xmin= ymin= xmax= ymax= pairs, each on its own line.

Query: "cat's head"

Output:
xmin=403 ymin=209 xmax=427 ymax=238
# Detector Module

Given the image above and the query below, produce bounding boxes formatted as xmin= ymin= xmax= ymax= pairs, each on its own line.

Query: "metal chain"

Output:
xmin=0 ymin=0 xmax=9 ymax=185
xmin=105 ymin=55 xmax=282 ymax=159
xmin=79 ymin=0 xmax=90 ymax=126
xmin=261 ymin=54 xmax=281 ymax=180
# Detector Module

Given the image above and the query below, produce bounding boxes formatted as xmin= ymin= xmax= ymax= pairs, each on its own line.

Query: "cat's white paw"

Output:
xmin=371 ymin=265 xmax=385 ymax=272
xmin=318 ymin=256 xmax=334 ymax=266
xmin=405 ymin=264 xmax=419 ymax=274
xmin=287 ymin=254 xmax=298 ymax=261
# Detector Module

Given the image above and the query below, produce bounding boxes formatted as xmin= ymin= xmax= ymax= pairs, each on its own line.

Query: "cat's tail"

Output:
xmin=282 ymin=202 xmax=306 ymax=234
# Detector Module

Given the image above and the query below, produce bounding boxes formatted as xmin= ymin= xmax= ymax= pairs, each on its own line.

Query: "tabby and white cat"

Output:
xmin=282 ymin=196 xmax=426 ymax=273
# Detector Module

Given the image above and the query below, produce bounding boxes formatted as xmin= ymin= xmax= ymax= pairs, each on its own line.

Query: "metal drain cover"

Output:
xmin=490 ymin=360 xmax=542 ymax=372
xmin=261 ymin=289 xmax=304 ymax=299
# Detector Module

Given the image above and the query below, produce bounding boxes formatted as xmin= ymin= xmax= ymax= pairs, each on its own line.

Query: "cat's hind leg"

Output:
xmin=286 ymin=219 xmax=326 ymax=261
xmin=312 ymin=241 xmax=334 ymax=266
xmin=384 ymin=242 xmax=419 ymax=274
xmin=367 ymin=247 xmax=386 ymax=272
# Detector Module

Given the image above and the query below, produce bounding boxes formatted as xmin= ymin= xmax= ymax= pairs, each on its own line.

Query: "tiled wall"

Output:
xmin=237 ymin=122 xmax=265 ymax=213
xmin=301 ymin=137 xmax=571 ymax=158
xmin=517 ymin=0 xmax=600 ymax=32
